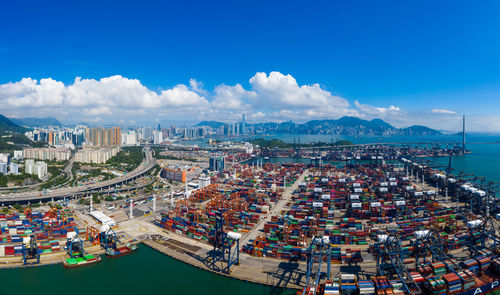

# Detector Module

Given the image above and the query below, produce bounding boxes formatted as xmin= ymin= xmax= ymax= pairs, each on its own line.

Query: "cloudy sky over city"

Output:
xmin=1 ymin=1 xmax=499 ymax=131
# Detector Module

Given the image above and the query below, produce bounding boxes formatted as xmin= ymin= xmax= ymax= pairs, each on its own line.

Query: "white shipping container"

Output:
xmin=312 ymin=202 xmax=323 ymax=208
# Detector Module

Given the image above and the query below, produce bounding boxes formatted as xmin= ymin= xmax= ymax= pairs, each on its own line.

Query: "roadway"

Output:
xmin=0 ymin=154 xmax=76 ymax=192
xmin=0 ymin=147 xmax=156 ymax=204
xmin=238 ymin=168 xmax=309 ymax=247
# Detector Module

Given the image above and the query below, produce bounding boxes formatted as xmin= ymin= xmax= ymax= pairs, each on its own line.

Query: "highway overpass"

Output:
xmin=0 ymin=147 xmax=157 ymax=204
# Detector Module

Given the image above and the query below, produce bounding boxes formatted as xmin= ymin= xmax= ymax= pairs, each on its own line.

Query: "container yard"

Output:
xmin=145 ymin=149 xmax=500 ymax=295
xmin=0 ymin=144 xmax=498 ymax=295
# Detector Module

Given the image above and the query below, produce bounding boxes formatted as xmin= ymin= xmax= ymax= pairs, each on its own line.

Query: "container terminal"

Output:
xmin=0 ymin=143 xmax=498 ymax=295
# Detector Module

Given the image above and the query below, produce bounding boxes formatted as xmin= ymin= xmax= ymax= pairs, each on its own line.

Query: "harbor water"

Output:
xmin=0 ymin=245 xmax=295 ymax=295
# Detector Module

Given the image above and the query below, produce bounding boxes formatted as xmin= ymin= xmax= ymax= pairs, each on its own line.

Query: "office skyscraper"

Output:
xmin=241 ymin=114 xmax=246 ymax=135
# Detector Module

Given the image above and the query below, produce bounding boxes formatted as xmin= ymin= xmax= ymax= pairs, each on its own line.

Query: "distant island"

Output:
xmin=197 ymin=116 xmax=441 ymax=136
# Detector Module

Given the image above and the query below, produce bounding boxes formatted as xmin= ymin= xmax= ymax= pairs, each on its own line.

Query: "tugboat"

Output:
xmin=106 ymin=243 xmax=138 ymax=258
xmin=99 ymin=225 xmax=138 ymax=258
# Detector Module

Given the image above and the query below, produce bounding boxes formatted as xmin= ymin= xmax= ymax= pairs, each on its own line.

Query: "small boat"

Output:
xmin=106 ymin=243 xmax=138 ymax=258
xmin=63 ymin=254 xmax=101 ymax=268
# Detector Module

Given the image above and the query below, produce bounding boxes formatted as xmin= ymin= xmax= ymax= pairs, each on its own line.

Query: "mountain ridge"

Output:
xmin=0 ymin=114 xmax=28 ymax=133
xmin=195 ymin=116 xmax=441 ymax=136
xmin=10 ymin=117 xmax=63 ymax=127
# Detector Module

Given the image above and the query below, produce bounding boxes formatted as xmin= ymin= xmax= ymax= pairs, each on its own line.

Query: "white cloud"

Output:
xmin=431 ymin=109 xmax=456 ymax=114
xmin=248 ymin=72 xmax=353 ymax=118
xmin=0 ymin=72 xmax=492 ymax=132
xmin=189 ymin=78 xmax=208 ymax=96
xmin=211 ymin=83 xmax=256 ymax=110
xmin=85 ymin=106 xmax=112 ymax=116
xmin=354 ymin=100 xmax=402 ymax=119
xmin=0 ymin=75 xmax=210 ymax=121
xmin=1 ymin=78 xmax=66 ymax=107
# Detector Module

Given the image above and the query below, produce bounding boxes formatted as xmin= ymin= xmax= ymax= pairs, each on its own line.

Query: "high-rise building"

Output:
xmin=242 ymin=114 xmax=246 ymax=135
xmin=48 ymin=132 xmax=54 ymax=145
xmin=25 ymin=159 xmax=35 ymax=175
xmin=23 ymin=148 xmax=71 ymax=161
xmin=141 ymin=126 xmax=153 ymax=141
xmin=74 ymin=147 xmax=120 ymax=164
xmin=35 ymin=161 xmax=48 ymax=179
xmin=153 ymin=130 xmax=163 ymax=144
xmin=9 ymin=163 xmax=19 ymax=175
xmin=122 ymin=130 xmax=138 ymax=146
xmin=0 ymin=153 xmax=10 ymax=164
xmin=0 ymin=163 xmax=7 ymax=174
xmin=85 ymin=127 xmax=122 ymax=147
xmin=209 ymin=155 xmax=225 ymax=172
xmin=13 ymin=151 xmax=23 ymax=160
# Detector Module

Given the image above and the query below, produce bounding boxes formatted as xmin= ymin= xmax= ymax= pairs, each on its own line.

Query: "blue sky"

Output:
xmin=0 ymin=0 xmax=499 ymax=131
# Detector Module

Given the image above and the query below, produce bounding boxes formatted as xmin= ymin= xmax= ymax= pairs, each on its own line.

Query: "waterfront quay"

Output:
xmin=115 ymin=154 xmax=500 ymax=293
xmin=0 ymin=144 xmax=498 ymax=295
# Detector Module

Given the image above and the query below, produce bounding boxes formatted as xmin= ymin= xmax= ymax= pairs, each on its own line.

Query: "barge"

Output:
xmin=106 ymin=244 xmax=137 ymax=258
xmin=63 ymin=254 xmax=101 ymax=268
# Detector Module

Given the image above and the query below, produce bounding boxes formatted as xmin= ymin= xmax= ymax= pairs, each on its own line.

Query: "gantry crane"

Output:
xmin=376 ymin=234 xmax=422 ymax=295
xmin=413 ymin=229 xmax=475 ymax=283
xmin=22 ymin=235 xmax=40 ymax=265
xmin=468 ymin=216 xmax=500 ymax=255
xmin=66 ymin=234 xmax=85 ymax=258
xmin=303 ymin=236 xmax=332 ymax=295
xmin=205 ymin=210 xmax=240 ymax=274
xmin=100 ymin=227 xmax=117 ymax=254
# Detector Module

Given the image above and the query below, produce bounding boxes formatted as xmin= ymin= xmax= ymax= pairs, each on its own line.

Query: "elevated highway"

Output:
xmin=0 ymin=147 xmax=156 ymax=204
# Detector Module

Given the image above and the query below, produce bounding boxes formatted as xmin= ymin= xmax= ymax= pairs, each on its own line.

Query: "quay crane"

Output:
xmin=22 ymin=235 xmax=40 ymax=265
xmin=412 ymin=229 xmax=475 ymax=287
xmin=376 ymin=234 xmax=422 ymax=295
xmin=303 ymin=236 xmax=332 ymax=295
xmin=100 ymin=226 xmax=117 ymax=253
xmin=467 ymin=216 xmax=500 ymax=255
xmin=66 ymin=233 xmax=85 ymax=258
xmin=98 ymin=226 xmax=137 ymax=257
xmin=206 ymin=210 xmax=240 ymax=274
xmin=64 ymin=229 xmax=102 ymax=268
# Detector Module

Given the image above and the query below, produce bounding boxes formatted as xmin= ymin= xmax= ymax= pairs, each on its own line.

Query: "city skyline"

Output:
xmin=1 ymin=1 xmax=499 ymax=132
